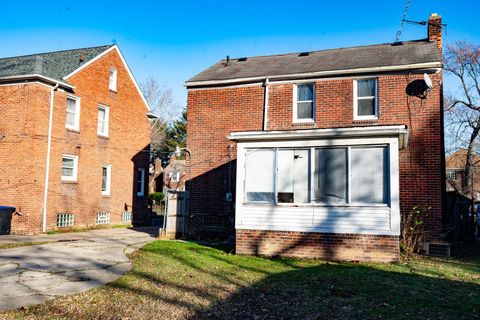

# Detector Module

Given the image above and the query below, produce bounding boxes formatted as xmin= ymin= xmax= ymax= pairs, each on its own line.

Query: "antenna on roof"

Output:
xmin=395 ymin=0 xmax=411 ymax=43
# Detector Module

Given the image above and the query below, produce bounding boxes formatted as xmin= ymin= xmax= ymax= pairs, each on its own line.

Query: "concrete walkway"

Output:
xmin=0 ymin=227 xmax=158 ymax=312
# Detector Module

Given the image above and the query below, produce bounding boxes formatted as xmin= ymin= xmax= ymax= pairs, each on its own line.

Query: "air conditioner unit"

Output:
xmin=423 ymin=242 xmax=451 ymax=257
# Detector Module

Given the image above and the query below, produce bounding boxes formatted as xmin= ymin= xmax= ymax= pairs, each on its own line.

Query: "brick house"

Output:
xmin=0 ymin=45 xmax=151 ymax=234
xmin=185 ymin=14 xmax=445 ymax=262
xmin=446 ymin=149 xmax=480 ymax=199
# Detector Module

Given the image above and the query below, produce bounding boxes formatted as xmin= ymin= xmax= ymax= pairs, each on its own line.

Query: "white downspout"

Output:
xmin=262 ymin=78 xmax=269 ymax=131
xmin=42 ymin=83 xmax=59 ymax=233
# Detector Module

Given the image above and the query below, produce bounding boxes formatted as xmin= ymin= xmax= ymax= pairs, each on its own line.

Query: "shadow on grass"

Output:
xmin=187 ymin=262 xmax=480 ymax=320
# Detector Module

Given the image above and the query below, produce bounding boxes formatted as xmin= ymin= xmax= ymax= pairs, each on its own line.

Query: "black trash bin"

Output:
xmin=0 ymin=206 xmax=15 ymax=235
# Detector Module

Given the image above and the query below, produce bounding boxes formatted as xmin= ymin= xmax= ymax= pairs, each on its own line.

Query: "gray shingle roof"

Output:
xmin=0 ymin=45 xmax=113 ymax=83
xmin=187 ymin=40 xmax=441 ymax=85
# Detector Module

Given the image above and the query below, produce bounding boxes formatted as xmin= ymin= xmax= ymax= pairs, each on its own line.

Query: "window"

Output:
xmin=96 ymin=212 xmax=110 ymax=225
xmin=57 ymin=213 xmax=74 ymax=227
xmin=170 ymin=171 xmax=180 ymax=182
xmin=354 ymin=78 xmax=378 ymax=119
xmin=446 ymin=170 xmax=457 ymax=180
xmin=121 ymin=211 xmax=133 ymax=223
xmin=244 ymin=145 xmax=388 ymax=205
xmin=97 ymin=105 xmax=109 ymax=137
xmin=109 ymin=68 xmax=117 ymax=92
xmin=61 ymin=155 xmax=78 ymax=181
xmin=137 ymin=168 xmax=145 ymax=196
xmin=102 ymin=165 xmax=111 ymax=196
xmin=294 ymin=83 xmax=315 ymax=122
xmin=66 ymin=95 xmax=80 ymax=131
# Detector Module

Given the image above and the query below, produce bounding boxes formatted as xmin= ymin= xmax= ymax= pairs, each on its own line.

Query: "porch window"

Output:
xmin=244 ymin=145 xmax=388 ymax=205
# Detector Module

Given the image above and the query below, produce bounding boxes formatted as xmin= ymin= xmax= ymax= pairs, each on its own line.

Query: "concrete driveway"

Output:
xmin=0 ymin=227 xmax=158 ymax=312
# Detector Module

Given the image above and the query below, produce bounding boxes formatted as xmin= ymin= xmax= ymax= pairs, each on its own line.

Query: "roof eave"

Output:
xmin=228 ymin=125 xmax=410 ymax=149
xmin=185 ymin=61 xmax=442 ymax=88
xmin=0 ymin=74 xmax=75 ymax=89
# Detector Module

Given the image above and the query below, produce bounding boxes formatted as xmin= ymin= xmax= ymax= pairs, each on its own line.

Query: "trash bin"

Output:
xmin=0 ymin=206 xmax=15 ymax=235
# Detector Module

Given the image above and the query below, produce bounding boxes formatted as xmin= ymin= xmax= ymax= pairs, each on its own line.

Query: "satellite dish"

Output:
xmin=424 ymin=73 xmax=433 ymax=90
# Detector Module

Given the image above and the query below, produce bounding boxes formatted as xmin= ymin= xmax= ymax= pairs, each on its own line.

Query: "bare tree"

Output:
xmin=141 ymin=77 xmax=182 ymax=156
xmin=444 ymin=41 xmax=480 ymax=198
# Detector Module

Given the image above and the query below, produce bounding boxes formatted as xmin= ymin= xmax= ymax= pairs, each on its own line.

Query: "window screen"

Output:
xmin=350 ymin=146 xmax=387 ymax=204
xmin=314 ymin=148 xmax=347 ymax=203
xmin=277 ymin=149 xmax=310 ymax=203
xmin=245 ymin=149 xmax=275 ymax=203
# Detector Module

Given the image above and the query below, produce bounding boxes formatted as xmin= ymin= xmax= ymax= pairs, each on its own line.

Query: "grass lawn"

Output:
xmin=1 ymin=240 xmax=479 ymax=320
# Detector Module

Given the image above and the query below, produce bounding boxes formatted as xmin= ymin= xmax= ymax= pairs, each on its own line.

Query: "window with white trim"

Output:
xmin=109 ymin=68 xmax=117 ymax=92
xmin=293 ymin=83 xmax=315 ymax=122
xmin=137 ymin=168 xmax=145 ymax=196
xmin=244 ymin=146 xmax=388 ymax=205
xmin=446 ymin=169 xmax=457 ymax=180
xmin=102 ymin=164 xmax=111 ymax=196
xmin=97 ymin=105 xmax=109 ymax=137
xmin=61 ymin=155 xmax=78 ymax=181
xmin=354 ymin=78 xmax=378 ymax=119
xmin=66 ymin=95 xmax=80 ymax=131
xmin=170 ymin=171 xmax=180 ymax=182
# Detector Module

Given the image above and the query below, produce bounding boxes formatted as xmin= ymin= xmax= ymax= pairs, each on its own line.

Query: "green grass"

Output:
xmin=45 ymin=224 xmax=132 ymax=235
xmin=0 ymin=242 xmax=50 ymax=250
xmin=2 ymin=241 xmax=479 ymax=319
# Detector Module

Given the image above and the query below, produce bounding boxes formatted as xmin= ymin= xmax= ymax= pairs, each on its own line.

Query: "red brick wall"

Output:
xmin=186 ymin=71 xmax=444 ymax=238
xmin=236 ymin=229 xmax=400 ymax=262
xmin=0 ymin=48 xmax=151 ymax=234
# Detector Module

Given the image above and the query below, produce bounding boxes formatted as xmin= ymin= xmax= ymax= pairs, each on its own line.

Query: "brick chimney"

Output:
xmin=428 ymin=13 xmax=442 ymax=56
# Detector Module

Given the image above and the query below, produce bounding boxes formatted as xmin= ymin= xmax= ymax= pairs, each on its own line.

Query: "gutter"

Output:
xmin=0 ymin=74 xmax=74 ymax=90
xmin=185 ymin=62 xmax=442 ymax=88
xmin=42 ymin=82 xmax=59 ymax=233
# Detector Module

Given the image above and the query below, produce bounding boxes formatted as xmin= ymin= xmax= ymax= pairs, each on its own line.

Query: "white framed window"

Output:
xmin=66 ymin=95 xmax=80 ymax=131
xmin=102 ymin=164 xmax=112 ymax=196
xmin=97 ymin=105 xmax=109 ymax=137
xmin=170 ymin=171 xmax=180 ymax=182
xmin=354 ymin=78 xmax=378 ymax=119
xmin=61 ymin=154 xmax=78 ymax=182
xmin=137 ymin=168 xmax=145 ymax=196
xmin=446 ymin=169 xmax=458 ymax=180
xmin=244 ymin=145 xmax=388 ymax=205
xmin=293 ymin=83 xmax=315 ymax=122
xmin=109 ymin=68 xmax=117 ymax=92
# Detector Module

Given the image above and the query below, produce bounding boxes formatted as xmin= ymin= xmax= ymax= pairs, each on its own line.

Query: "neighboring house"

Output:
xmin=164 ymin=159 xmax=186 ymax=191
xmin=0 ymin=45 xmax=151 ymax=234
xmin=185 ymin=14 xmax=445 ymax=262
xmin=446 ymin=149 xmax=480 ymax=199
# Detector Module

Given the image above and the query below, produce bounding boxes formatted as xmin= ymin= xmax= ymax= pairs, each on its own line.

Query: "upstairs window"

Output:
xmin=354 ymin=78 xmax=378 ymax=119
xmin=97 ymin=105 xmax=109 ymax=137
xmin=61 ymin=154 xmax=78 ymax=182
xmin=137 ymin=168 xmax=145 ymax=196
xmin=170 ymin=171 xmax=180 ymax=182
xmin=294 ymin=83 xmax=315 ymax=122
xmin=109 ymin=68 xmax=117 ymax=92
xmin=66 ymin=95 xmax=80 ymax=131
xmin=102 ymin=165 xmax=111 ymax=196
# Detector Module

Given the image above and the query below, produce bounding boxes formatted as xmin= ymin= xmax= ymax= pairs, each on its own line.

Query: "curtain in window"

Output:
xmin=350 ymin=146 xmax=387 ymax=204
xmin=314 ymin=148 xmax=347 ymax=203
xmin=245 ymin=149 xmax=275 ymax=203
xmin=297 ymin=84 xmax=314 ymax=119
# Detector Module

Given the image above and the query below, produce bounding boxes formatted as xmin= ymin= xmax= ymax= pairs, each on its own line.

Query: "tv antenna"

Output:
xmin=395 ymin=0 xmax=411 ymax=42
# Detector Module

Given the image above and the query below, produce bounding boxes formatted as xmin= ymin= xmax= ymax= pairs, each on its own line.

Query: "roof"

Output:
xmin=186 ymin=40 xmax=441 ymax=86
xmin=0 ymin=45 xmax=113 ymax=86
xmin=446 ymin=149 xmax=480 ymax=169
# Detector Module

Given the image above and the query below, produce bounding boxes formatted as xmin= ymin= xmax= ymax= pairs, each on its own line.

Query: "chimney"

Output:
xmin=428 ymin=13 xmax=442 ymax=56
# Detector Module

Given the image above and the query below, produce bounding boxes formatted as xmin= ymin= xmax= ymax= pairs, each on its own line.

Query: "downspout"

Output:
xmin=42 ymin=83 xmax=59 ymax=233
xmin=262 ymin=78 xmax=269 ymax=131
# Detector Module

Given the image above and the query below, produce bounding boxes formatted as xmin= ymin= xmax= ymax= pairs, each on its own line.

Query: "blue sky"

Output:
xmin=1 ymin=1 xmax=479 ymax=118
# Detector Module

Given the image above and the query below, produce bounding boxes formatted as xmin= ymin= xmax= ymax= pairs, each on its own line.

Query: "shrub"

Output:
xmin=400 ymin=206 xmax=430 ymax=258
xmin=149 ymin=192 xmax=164 ymax=204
